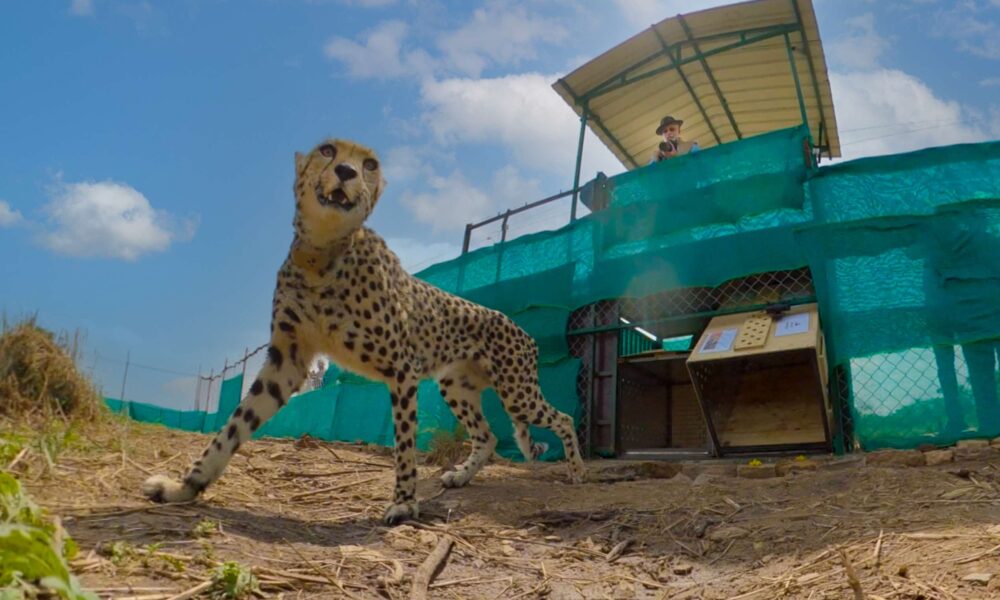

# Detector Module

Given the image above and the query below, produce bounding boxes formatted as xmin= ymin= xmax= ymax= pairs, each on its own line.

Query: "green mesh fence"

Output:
xmin=105 ymin=125 xmax=1000 ymax=455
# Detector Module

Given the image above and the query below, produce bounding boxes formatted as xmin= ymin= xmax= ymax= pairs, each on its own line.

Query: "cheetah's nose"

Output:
xmin=334 ymin=163 xmax=358 ymax=182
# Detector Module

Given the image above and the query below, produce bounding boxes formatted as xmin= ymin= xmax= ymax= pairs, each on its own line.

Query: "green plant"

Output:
xmin=106 ymin=541 xmax=136 ymax=566
xmin=0 ymin=437 xmax=24 ymax=467
xmin=0 ymin=473 xmax=94 ymax=600
xmin=210 ymin=561 xmax=259 ymax=599
xmin=35 ymin=422 xmax=82 ymax=471
xmin=193 ymin=519 xmax=219 ymax=538
xmin=198 ymin=540 xmax=217 ymax=564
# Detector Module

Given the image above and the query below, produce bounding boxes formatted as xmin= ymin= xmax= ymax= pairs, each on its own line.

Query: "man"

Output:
xmin=650 ymin=115 xmax=699 ymax=163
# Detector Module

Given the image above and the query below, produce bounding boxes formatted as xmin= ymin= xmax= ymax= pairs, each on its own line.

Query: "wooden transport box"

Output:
xmin=617 ymin=351 xmax=711 ymax=458
xmin=686 ymin=303 xmax=832 ymax=455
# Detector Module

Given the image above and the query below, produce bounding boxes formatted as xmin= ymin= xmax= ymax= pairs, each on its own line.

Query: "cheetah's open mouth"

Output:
xmin=315 ymin=184 xmax=356 ymax=210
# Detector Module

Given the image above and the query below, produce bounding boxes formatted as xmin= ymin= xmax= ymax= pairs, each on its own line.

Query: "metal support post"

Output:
xmin=500 ymin=209 xmax=511 ymax=242
xmin=570 ymin=103 xmax=589 ymax=222
xmin=461 ymin=224 xmax=472 ymax=255
xmin=784 ymin=32 xmax=809 ymax=128
xmin=678 ymin=15 xmax=742 ymax=140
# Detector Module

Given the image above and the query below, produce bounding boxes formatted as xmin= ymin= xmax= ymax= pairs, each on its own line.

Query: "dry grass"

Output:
xmin=0 ymin=317 xmax=102 ymax=421
xmin=3 ymin=317 xmax=1000 ymax=598
xmin=423 ymin=423 xmax=468 ymax=468
xmin=4 ymin=417 xmax=997 ymax=600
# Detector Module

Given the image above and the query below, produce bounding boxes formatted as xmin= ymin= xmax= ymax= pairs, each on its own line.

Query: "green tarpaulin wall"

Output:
xmin=105 ymin=125 xmax=1000 ymax=454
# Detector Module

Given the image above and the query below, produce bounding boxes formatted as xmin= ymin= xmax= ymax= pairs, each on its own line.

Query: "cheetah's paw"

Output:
xmin=141 ymin=475 xmax=200 ymax=503
xmin=383 ymin=500 xmax=420 ymax=525
xmin=440 ymin=468 xmax=472 ymax=488
xmin=567 ymin=463 xmax=586 ymax=485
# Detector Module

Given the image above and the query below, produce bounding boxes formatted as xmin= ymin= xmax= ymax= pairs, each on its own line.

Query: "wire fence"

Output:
xmin=89 ymin=343 xmax=265 ymax=413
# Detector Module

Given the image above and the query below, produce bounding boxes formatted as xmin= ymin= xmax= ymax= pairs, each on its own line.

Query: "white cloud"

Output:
xmin=437 ymin=4 xmax=569 ymax=77
xmin=400 ymin=170 xmax=494 ymax=233
xmin=831 ymin=69 xmax=988 ymax=159
xmin=420 ymin=73 xmax=621 ymax=179
xmin=323 ymin=21 xmax=434 ymax=80
xmin=827 ymin=13 xmax=889 ymax=71
xmin=981 ymin=77 xmax=1000 ymax=87
xmin=989 ymin=105 xmax=1000 ymax=138
xmin=382 ymin=145 xmax=428 ymax=184
xmin=38 ymin=180 xmax=197 ymax=261
xmin=0 ymin=200 xmax=23 ymax=227
xmin=931 ymin=1 xmax=1000 ymax=60
xmin=324 ymin=3 xmax=573 ymax=80
xmin=69 ymin=0 xmax=94 ymax=17
xmin=490 ymin=164 xmax=543 ymax=211
xmin=399 ymin=162 xmax=575 ymax=242
xmin=384 ymin=237 xmax=462 ymax=273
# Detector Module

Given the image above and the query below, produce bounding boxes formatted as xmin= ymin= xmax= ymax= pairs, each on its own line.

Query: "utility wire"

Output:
xmin=839 ymin=118 xmax=960 ymax=133
xmin=840 ymin=121 xmax=964 ymax=147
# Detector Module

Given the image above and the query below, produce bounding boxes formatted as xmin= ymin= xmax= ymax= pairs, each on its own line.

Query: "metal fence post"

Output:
xmin=119 ymin=350 xmax=130 ymax=405
xmin=205 ymin=368 xmax=214 ymax=414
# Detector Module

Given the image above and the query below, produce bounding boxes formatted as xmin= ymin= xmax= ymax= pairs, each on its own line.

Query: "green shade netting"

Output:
xmin=105 ymin=128 xmax=1000 ymax=454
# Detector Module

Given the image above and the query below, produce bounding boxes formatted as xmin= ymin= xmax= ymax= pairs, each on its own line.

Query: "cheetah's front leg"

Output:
xmin=141 ymin=336 xmax=307 ymax=503
xmin=383 ymin=379 xmax=420 ymax=525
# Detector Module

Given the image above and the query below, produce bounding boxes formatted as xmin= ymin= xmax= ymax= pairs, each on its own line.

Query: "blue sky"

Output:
xmin=1 ymin=0 xmax=998 ymax=409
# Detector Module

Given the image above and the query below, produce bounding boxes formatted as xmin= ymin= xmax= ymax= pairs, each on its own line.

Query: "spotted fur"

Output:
xmin=141 ymin=138 xmax=585 ymax=524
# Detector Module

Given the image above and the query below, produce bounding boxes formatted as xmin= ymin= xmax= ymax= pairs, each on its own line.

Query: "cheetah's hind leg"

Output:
xmin=436 ymin=365 xmax=496 ymax=488
xmin=513 ymin=421 xmax=549 ymax=462
xmin=494 ymin=369 xmax=585 ymax=484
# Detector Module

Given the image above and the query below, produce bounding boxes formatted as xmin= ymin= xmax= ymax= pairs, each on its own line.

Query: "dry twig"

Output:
xmin=411 ymin=535 xmax=454 ymax=600
xmin=164 ymin=580 xmax=213 ymax=600
xmin=287 ymin=475 xmax=381 ymax=501
xmin=838 ymin=548 xmax=865 ymax=600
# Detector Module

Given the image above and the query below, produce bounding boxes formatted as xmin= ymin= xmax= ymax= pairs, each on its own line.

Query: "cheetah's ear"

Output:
xmin=294 ymin=152 xmax=306 ymax=175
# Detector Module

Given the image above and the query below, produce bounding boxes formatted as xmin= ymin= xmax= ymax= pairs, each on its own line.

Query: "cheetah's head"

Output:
xmin=293 ymin=138 xmax=386 ymax=244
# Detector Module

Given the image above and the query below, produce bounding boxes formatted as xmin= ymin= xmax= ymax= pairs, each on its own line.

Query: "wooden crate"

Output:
xmin=686 ymin=304 xmax=832 ymax=455
xmin=617 ymin=351 xmax=711 ymax=456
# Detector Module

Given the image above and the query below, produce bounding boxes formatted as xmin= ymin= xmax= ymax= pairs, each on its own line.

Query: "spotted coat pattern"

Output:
xmin=141 ymin=139 xmax=585 ymax=524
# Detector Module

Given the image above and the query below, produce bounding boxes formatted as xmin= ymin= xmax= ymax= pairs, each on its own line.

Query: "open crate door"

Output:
xmin=617 ymin=351 xmax=712 ymax=459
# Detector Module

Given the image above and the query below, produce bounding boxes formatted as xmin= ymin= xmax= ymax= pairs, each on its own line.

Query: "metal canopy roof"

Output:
xmin=553 ymin=0 xmax=840 ymax=171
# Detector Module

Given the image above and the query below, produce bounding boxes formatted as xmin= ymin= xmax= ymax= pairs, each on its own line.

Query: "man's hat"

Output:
xmin=655 ymin=115 xmax=684 ymax=135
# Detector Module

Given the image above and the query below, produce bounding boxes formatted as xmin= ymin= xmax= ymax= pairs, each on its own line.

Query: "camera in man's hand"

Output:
xmin=657 ymin=139 xmax=678 ymax=160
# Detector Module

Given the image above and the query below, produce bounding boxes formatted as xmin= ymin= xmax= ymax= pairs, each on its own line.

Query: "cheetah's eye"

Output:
xmin=363 ymin=158 xmax=379 ymax=172
xmin=319 ymin=144 xmax=336 ymax=159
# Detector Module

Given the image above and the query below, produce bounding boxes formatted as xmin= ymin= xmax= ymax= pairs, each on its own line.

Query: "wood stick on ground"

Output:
xmin=873 ymin=529 xmax=884 ymax=568
xmin=164 ymin=580 xmax=213 ymax=600
xmin=954 ymin=541 xmax=1000 ymax=565
xmin=838 ymin=548 xmax=865 ymax=600
xmin=287 ymin=475 xmax=381 ymax=501
xmin=411 ymin=535 xmax=455 ymax=600
xmin=6 ymin=447 xmax=29 ymax=470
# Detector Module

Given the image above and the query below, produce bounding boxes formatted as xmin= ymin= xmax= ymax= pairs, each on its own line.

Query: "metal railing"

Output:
xmin=460 ymin=187 xmax=579 ymax=254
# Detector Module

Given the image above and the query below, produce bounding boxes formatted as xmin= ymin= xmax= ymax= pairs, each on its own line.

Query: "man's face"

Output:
xmin=662 ymin=123 xmax=681 ymax=140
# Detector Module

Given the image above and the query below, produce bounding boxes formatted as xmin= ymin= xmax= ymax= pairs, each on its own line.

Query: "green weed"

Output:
xmin=0 ymin=472 xmax=94 ymax=600
xmin=209 ymin=561 xmax=259 ymax=599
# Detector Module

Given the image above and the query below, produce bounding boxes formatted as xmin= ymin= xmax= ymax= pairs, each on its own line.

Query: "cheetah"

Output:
xmin=141 ymin=138 xmax=586 ymax=524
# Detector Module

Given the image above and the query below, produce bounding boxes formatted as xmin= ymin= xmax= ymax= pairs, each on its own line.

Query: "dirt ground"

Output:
xmin=18 ymin=420 xmax=1000 ymax=599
